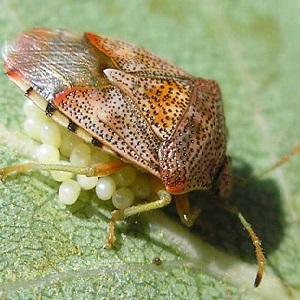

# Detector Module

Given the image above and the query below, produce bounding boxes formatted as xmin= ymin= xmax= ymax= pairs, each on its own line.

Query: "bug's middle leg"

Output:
xmin=107 ymin=190 xmax=172 ymax=248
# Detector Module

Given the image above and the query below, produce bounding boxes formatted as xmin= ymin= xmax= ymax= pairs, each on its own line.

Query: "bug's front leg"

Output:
xmin=0 ymin=160 xmax=124 ymax=181
xmin=106 ymin=190 xmax=172 ymax=248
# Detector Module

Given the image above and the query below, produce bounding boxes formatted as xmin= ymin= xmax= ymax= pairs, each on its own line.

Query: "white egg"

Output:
xmin=133 ymin=174 xmax=152 ymax=199
xmin=23 ymin=117 xmax=42 ymax=141
xmin=112 ymin=165 xmax=137 ymax=187
xmin=58 ymin=179 xmax=81 ymax=205
xmin=23 ymin=100 xmax=48 ymax=121
xmin=36 ymin=144 xmax=60 ymax=163
xmin=112 ymin=187 xmax=135 ymax=210
xmin=96 ymin=176 xmax=116 ymax=200
xmin=40 ymin=121 xmax=61 ymax=148
xmin=23 ymin=100 xmax=39 ymax=117
xmin=90 ymin=149 xmax=111 ymax=164
xmin=76 ymin=174 xmax=98 ymax=190
xmin=59 ymin=132 xmax=82 ymax=158
xmin=70 ymin=143 xmax=91 ymax=166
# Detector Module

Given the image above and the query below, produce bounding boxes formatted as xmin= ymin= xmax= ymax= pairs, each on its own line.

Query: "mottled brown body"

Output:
xmin=3 ymin=28 xmax=230 ymax=196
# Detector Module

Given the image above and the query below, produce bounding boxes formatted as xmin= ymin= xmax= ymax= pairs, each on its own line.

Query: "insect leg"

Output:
xmin=0 ymin=161 xmax=123 ymax=180
xmin=215 ymin=157 xmax=265 ymax=286
xmin=224 ymin=204 xmax=265 ymax=287
xmin=107 ymin=190 xmax=172 ymax=248
xmin=174 ymin=194 xmax=201 ymax=227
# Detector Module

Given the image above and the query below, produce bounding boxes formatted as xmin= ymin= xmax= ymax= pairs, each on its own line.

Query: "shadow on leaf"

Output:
xmin=185 ymin=157 xmax=285 ymax=263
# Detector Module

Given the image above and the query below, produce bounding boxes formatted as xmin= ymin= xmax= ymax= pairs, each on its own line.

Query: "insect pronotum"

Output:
xmin=2 ymin=28 xmax=288 ymax=287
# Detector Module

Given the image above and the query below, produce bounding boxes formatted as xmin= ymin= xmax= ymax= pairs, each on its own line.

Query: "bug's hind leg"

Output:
xmin=175 ymin=194 xmax=201 ymax=227
xmin=0 ymin=160 xmax=124 ymax=181
xmin=107 ymin=190 xmax=172 ymax=248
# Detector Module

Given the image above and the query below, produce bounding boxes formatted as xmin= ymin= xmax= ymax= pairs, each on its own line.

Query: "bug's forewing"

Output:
xmin=85 ymin=32 xmax=189 ymax=77
xmin=53 ymin=86 xmax=161 ymax=176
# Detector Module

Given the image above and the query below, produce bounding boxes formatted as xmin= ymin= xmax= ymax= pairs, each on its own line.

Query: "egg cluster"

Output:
xmin=23 ymin=100 xmax=153 ymax=208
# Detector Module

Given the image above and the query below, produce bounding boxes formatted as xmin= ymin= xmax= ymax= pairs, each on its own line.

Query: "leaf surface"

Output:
xmin=0 ymin=1 xmax=300 ymax=299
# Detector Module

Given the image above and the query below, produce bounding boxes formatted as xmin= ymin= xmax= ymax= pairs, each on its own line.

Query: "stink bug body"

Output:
xmin=1 ymin=28 xmax=265 ymax=286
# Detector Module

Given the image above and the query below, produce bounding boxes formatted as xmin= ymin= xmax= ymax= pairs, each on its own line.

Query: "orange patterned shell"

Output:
xmin=3 ymin=29 xmax=227 ymax=194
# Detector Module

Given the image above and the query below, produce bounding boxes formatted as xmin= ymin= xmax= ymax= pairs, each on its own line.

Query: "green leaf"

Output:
xmin=0 ymin=0 xmax=300 ymax=299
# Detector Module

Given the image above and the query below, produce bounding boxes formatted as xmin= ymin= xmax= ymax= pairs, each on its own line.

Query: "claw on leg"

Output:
xmin=106 ymin=190 xmax=172 ymax=248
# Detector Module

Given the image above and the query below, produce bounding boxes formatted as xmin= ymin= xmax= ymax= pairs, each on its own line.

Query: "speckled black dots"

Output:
xmin=54 ymin=86 xmax=162 ymax=177
xmin=87 ymin=34 xmax=188 ymax=77
xmin=22 ymin=31 xmax=229 ymax=194
xmin=158 ymin=79 xmax=226 ymax=192
xmin=105 ymin=70 xmax=192 ymax=140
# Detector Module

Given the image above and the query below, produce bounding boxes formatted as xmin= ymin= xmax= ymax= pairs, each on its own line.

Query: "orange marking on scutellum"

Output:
xmin=145 ymin=82 xmax=181 ymax=130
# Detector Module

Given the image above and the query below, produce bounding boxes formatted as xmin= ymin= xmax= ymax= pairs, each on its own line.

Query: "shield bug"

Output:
xmin=1 ymin=28 xmax=266 ymax=286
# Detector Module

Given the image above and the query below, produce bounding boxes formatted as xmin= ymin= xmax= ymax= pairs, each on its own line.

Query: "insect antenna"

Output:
xmin=235 ymin=142 xmax=300 ymax=187
xmin=231 ymin=141 xmax=300 ymax=189
xmin=223 ymin=204 xmax=265 ymax=287
xmin=256 ymin=142 xmax=300 ymax=178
